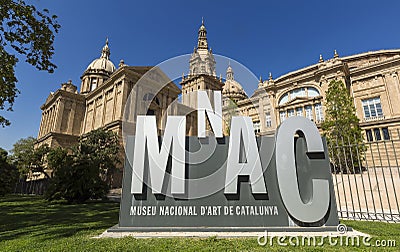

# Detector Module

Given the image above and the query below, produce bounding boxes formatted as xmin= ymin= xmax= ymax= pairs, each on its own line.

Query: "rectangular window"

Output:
xmin=362 ymin=97 xmax=383 ymax=118
xmin=279 ymin=111 xmax=286 ymax=123
xmin=296 ymin=107 xmax=303 ymax=117
xmin=288 ymin=109 xmax=295 ymax=117
xmin=382 ymin=127 xmax=390 ymax=140
xmin=366 ymin=129 xmax=373 ymax=142
xmin=253 ymin=121 xmax=261 ymax=134
xmin=265 ymin=112 xmax=272 ymax=127
xmin=305 ymin=105 xmax=313 ymax=121
xmin=315 ymin=103 xmax=323 ymax=122
xmin=374 ymin=128 xmax=381 ymax=141
xmin=91 ymin=78 xmax=97 ymax=91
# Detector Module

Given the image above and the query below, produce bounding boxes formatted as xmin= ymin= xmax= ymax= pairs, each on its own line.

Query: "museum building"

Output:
xmin=36 ymin=20 xmax=400 ymax=183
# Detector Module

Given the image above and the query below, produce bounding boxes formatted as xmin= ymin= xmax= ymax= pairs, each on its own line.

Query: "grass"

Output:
xmin=0 ymin=195 xmax=399 ymax=251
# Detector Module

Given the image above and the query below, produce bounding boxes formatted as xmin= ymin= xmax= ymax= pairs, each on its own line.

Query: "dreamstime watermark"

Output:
xmin=257 ymin=224 xmax=396 ymax=248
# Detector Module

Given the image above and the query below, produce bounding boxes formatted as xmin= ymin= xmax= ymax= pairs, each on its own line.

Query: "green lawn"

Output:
xmin=0 ymin=195 xmax=399 ymax=251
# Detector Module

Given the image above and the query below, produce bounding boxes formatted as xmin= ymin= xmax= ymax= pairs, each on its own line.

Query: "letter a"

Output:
xmin=224 ymin=116 xmax=267 ymax=194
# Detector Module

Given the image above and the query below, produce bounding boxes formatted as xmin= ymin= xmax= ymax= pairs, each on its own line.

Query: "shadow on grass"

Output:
xmin=0 ymin=195 xmax=119 ymax=241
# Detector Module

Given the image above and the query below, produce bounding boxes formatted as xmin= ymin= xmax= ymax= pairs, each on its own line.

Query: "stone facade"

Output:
xmin=253 ymin=50 xmax=400 ymax=141
xmin=36 ymin=41 xmax=180 ymax=186
xmin=37 ymin=21 xmax=400 ymax=185
xmin=225 ymin=49 xmax=400 ymax=167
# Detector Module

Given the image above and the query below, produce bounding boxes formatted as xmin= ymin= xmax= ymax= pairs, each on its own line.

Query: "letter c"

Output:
xmin=275 ymin=116 xmax=330 ymax=223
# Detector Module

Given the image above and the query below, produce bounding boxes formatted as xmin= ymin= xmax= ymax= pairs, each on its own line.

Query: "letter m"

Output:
xmin=130 ymin=116 xmax=186 ymax=194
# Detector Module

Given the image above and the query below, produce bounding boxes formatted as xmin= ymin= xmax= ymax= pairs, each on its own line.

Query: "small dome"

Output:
xmin=223 ymin=79 xmax=247 ymax=98
xmin=223 ymin=65 xmax=248 ymax=101
xmin=85 ymin=39 xmax=116 ymax=74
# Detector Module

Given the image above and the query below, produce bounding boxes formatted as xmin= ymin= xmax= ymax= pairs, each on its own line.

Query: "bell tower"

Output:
xmin=180 ymin=19 xmax=223 ymax=135
xmin=188 ymin=19 xmax=216 ymax=76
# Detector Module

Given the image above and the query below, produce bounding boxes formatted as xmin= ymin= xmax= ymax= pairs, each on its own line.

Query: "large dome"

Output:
xmin=86 ymin=57 xmax=116 ymax=73
xmin=85 ymin=39 xmax=116 ymax=74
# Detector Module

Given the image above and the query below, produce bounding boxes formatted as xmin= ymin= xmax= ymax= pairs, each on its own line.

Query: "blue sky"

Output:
xmin=1 ymin=0 xmax=400 ymax=151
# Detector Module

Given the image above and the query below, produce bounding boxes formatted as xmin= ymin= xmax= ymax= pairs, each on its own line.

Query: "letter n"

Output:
xmin=197 ymin=90 xmax=223 ymax=138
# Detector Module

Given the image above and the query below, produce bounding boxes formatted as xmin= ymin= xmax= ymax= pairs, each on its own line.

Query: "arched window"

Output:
xmin=308 ymin=87 xmax=319 ymax=97
xmin=278 ymin=86 xmax=320 ymax=105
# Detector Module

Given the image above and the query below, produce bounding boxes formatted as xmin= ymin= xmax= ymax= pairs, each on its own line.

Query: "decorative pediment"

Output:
xmin=45 ymin=92 xmax=55 ymax=104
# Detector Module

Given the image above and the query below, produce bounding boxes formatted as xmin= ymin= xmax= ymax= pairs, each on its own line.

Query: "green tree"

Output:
xmin=29 ymin=144 xmax=51 ymax=178
xmin=45 ymin=147 xmax=99 ymax=203
xmin=10 ymin=136 xmax=35 ymax=175
xmin=0 ymin=148 xmax=18 ymax=196
xmin=77 ymin=129 xmax=121 ymax=187
xmin=10 ymin=136 xmax=50 ymax=178
xmin=322 ymin=80 xmax=365 ymax=173
xmin=223 ymin=99 xmax=239 ymax=135
xmin=45 ymin=129 xmax=120 ymax=203
xmin=0 ymin=0 xmax=60 ymax=126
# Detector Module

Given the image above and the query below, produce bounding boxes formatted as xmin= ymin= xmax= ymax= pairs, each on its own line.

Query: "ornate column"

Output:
xmin=49 ymin=106 xmax=55 ymax=132
xmin=68 ymin=101 xmax=77 ymax=134
xmin=381 ymin=74 xmax=393 ymax=115
xmin=258 ymin=97 xmax=265 ymax=132
xmin=112 ymin=83 xmax=118 ymax=121
xmin=81 ymin=101 xmax=88 ymax=134
xmin=54 ymin=99 xmax=64 ymax=133
xmin=101 ymin=89 xmax=106 ymax=126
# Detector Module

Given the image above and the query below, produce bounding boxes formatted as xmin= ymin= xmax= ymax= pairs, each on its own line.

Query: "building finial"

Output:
xmin=269 ymin=72 xmax=273 ymax=80
xmin=119 ymin=59 xmax=126 ymax=68
xmin=334 ymin=49 xmax=339 ymax=59
xmin=319 ymin=54 xmax=324 ymax=63
xmin=197 ymin=17 xmax=208 ymax=49
xmin=101 ymin=38 xmax=110 ymax=60
xmin=226 ymin=62 xmax=234 ymax=81
xmin=258 ymin=76 xmax=263 ymax=88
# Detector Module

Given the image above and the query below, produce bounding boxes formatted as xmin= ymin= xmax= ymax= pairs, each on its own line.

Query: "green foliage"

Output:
xmin=30 ymin=144 xmax=51 ymax=177
xmin=45 ymin=129 xmax=120 ymax=203
xmin=322 ymin=80 xmax=365 ymax=173
xmin=10 ymin=136 xmax=50 ymax=177
xmin=0 ymin=148 xmax=18 ymax=196
xmin=77 ymin=129 xmax=120 ymax=186
xmin=10 ymin=136 xmax=35 ymax=175
xmin=223 ymin=99 xmax=239 ymax=135
xmin=0 ymin=0 xmax=60 ymax=126
xmin=45 ymin=147 xmax=108 ymax=203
